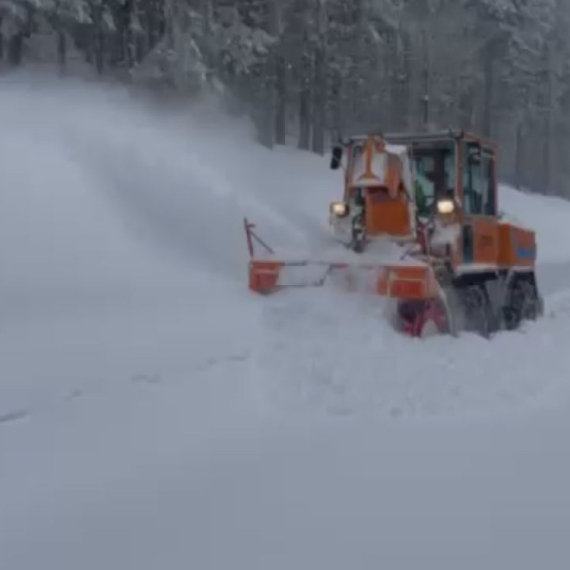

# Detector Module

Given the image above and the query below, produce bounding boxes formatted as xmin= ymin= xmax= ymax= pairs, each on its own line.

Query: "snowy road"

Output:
xmin=2 ymin=75 xmax=570 ymax=570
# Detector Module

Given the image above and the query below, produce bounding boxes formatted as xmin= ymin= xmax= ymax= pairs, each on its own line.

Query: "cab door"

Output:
xmin=459 ymin=139 xmax=499 ymax=269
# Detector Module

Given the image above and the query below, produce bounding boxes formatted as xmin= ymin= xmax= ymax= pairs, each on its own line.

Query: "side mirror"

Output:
xmin=330 ymin=146 xmax=343 ymax=170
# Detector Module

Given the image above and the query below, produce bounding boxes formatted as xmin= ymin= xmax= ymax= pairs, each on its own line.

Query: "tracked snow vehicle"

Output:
xmin=246 ymin=130 xmax=543 ymax=338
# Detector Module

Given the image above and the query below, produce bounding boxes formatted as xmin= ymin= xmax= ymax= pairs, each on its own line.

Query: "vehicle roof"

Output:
xmin=343 ymin=130 xmax=496 ymax=148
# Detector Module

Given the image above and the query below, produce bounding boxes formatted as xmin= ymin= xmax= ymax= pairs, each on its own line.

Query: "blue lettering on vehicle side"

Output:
xmin=517 ymin=244 xmax=535 ymax=259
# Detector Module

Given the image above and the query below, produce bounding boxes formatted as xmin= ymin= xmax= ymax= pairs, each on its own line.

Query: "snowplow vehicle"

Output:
xmin=246 ymin=130 xmax=543 ymax=338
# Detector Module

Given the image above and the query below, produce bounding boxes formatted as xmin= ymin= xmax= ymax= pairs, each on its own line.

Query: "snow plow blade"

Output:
xmin=245 ymin=218 xmax=440 ymax=300
xmin=248 ymin=258 xmax=440 ymax=300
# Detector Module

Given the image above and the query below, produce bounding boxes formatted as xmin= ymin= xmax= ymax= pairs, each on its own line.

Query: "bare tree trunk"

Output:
xmin=514 ymin=121 xmax=524 ymax=190
xmin=7 ymin=33 xmax=24 ymax=66
xmin=482 ymin=42 xmax=495 ymax=138
xmin=298 ymin=51 xmax=312 ymax=150
xmin=258 ymin=61 xmax=276 ymax=148
xmin=124 ymin=0 xmax=135 ymax=68
xmin=146 ymin=0 xmax=160 ymax=52
xmin=267 ymin=0 xmax=286 ymax=146
xmin=312 ymin=47 xmax=326 ymax=154
xmin=311 ymin=0 xmax=327 ymax=155
xmin=330 ymin=72 xmax=343 ymax=141
xmin=258 ymin=0 xmax=284 ymax=149
xmin=458 ymin=83 xmax=475 ymax=130
xmin=92 ymin=4 xmax=105 ymax=75
xmin=58 ymin=30 xmax=67 ymax=74
xmin=543 ymin=43 xmax=554 ymax=194
xmin=275 ymin=55 xmax=287 ymax=145
xmin=398 ymin=32 xmax=413 ymax=131
xmin=543 ymin=117 xmax=552 ymax=194
xmin=421 ymin=29 xmax=430 ymax=130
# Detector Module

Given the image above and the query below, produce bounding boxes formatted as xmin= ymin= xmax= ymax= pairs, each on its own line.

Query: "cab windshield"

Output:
xmin=412 ymin=145 xmax=456 ymax=215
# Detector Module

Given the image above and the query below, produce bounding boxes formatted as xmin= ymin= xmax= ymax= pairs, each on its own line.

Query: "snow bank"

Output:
xmin=500 ymin=184 xmax=570 ymax=264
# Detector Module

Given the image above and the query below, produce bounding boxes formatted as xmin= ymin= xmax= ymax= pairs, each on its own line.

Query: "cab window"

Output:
xmin=462 ymin=143 xmax=496 ymax=216
xmin=414 ymin=156 xmax=435 ymax=199
xmin=413 ymin=145 xmax=455 ymax=217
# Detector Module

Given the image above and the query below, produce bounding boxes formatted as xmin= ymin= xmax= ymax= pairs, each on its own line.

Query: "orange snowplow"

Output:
xmin=245 ymin=130 xmax=543 ymax=338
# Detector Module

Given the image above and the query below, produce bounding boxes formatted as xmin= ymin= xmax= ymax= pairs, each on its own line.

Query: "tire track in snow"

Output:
xmin=0 ymin=409 xmax=29 ymax=426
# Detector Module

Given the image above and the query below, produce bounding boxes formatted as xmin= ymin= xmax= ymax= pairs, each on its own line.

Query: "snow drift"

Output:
xmin=2 ymin=73 xmax=570 ymax=570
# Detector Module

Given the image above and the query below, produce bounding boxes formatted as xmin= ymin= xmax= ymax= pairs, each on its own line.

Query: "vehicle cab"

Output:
xmin=383 ymin=130 xmax=499 ymax=270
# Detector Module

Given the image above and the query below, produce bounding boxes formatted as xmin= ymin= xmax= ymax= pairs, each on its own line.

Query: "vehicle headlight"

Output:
xmin=330 ymin=202 xmax=349 ymax=217
xmin=437 ymin=199 xmax=455 ymax=215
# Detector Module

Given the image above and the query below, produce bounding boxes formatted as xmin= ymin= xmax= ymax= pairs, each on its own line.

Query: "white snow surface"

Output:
xmin=2 ymin=73 xmax=570 ymax=569
xmin=500 ymin=184 xmax=570 ymax=264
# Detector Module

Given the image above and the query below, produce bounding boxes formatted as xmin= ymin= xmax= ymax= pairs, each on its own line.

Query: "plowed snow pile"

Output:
xmin=2 ymin=74 xmax=570 ymax=570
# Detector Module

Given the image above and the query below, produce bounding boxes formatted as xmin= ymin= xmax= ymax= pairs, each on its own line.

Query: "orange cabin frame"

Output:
xmin=342 ymin=130 xmax=535 ymax=271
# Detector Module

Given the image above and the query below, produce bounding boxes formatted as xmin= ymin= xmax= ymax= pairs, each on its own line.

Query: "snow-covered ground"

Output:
xmin=2 ymin=73 xmax=570 ymax=570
